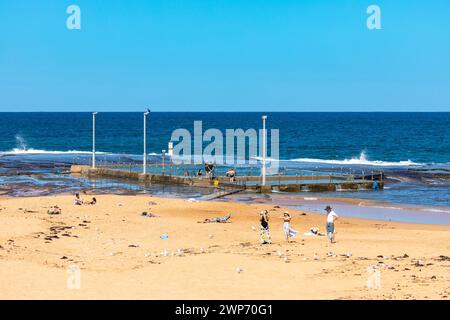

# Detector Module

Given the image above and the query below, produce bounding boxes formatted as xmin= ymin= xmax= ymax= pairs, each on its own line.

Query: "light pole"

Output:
xmin=162 ymin=149 xmax=166 ymax=176
xmin=143 ymin=110 xmax=150 ymax=174
xmin=92 ymin=112 xmax=98 ymax=168
xmin=262 ymin=115 xmax=267 ymax=186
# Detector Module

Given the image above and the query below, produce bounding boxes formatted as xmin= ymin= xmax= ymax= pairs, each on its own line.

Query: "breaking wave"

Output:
xmin=287 ymin=151 xmax=423 ymax=167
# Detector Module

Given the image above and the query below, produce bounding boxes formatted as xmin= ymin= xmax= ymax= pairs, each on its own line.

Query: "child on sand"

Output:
xmin=280 ymin=211 xmax=297 ymax=241
xmin=85 ymin=197 xmax=97 ymax=205
xmin=325 ymin=206 xmax=339 ymax=243
xmin=259 ymin=210 xmax=272 ymax=244
xmin=74 ymin=193 xmax=83 ymax=205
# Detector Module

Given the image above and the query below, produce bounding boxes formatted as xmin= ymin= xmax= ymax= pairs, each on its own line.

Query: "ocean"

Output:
xmin=1 ymin=112 xmax=449 ymax=164
xmin=1 ymin=112 xmax=449 ymax=222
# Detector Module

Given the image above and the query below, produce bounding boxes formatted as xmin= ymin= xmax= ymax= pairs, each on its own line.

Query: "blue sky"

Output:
xmin=1 ymin=0 xmax=449 ymax=112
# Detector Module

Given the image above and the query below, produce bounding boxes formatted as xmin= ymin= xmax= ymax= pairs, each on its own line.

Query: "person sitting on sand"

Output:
xmin=259 ymin=210 xmax=272 ymax=244
xmin=74 ymin=193 xmax=83 ymax=206
xmin=199 ymin=213 xmax=232 ymax=223
xmin=325 ymin=206 xmax=339 ymax=244
xmin=280 ymin=211 xmax=297 ymax=241
xmin=85 ymin=197 xmax=97 ymax=205
xmin=47 ymin=205 xmax=62 ymax=215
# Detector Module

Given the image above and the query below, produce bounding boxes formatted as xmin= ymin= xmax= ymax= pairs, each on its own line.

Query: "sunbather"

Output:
xmin=142 ymin=211 xmax=159 ymax=218
xmin=199 ymin=213 xmax=232 ymax=223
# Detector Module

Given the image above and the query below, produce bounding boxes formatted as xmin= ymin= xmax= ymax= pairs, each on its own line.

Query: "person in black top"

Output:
xmin=259 ymin=210 xmax=271 ymax=244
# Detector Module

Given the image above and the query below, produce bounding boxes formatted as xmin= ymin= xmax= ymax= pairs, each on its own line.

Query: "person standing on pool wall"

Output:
xmin=325 ymin=206 xmax=339 ymax=244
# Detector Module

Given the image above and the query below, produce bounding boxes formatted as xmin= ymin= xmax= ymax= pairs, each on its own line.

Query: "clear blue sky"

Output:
xmin=1 ymin=0 xmax=449 ymax=112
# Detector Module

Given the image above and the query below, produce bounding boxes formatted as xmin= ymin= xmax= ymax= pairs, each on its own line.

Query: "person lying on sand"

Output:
xmin=142 ymin=211 xmax=159 ymax=218
xmin=303 ymin=227 xmax=326 ymax=236
xmin=199 ymin=213 xmax=232 ymax=223
xmin=73 ymin=193 xmax=83 ymax=205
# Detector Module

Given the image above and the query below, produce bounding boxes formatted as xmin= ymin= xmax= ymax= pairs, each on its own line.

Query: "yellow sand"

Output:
xmin=0 ymin=194 xmax=449 ymax=300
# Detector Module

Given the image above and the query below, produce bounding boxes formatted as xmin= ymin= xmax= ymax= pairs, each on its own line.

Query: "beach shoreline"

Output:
xmin=0 ymin=194 xmax=449 ymax=299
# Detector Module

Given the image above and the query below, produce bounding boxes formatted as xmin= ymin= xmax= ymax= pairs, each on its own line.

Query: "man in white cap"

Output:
xmin=325 ymin=206 xmax=339 ymax=244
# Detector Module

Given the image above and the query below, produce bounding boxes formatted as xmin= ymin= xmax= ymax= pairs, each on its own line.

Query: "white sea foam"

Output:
xmin=0 ymin=148 xmax=102 ymax=155
xmin=15 ymin=135 xmax=27 ymax=150
xmin=250 ymin=156 xmax=280 ymax=162
xmin=420 ymin=208 xmax=450 ymax=214
xmin=0 ymin=149 xmax=162 ymax=156
xmin=0 ymin=135 xmax=102 ymax=156
xmin=252 ymin=152 xmax=422 ymax=167
xmin=287 ymin=151 xmax=422 ymax=167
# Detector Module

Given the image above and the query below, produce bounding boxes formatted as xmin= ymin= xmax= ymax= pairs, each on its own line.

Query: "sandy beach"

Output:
xmin=0 ymin=194 xmax=449 ymax=300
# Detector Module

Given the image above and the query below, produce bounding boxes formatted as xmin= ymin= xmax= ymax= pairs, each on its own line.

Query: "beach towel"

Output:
xmin=283 ymin=222 xmax=297 ymax=238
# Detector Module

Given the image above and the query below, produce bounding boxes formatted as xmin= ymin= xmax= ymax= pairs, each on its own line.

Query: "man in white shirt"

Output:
xmin=325 ymin=206 xmax=339 ymax=243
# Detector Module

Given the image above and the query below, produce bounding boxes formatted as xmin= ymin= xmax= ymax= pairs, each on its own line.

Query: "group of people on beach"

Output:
xmin=259 ymin=205 xmax=339 ymax=244
xmin=74 ymin=193 xmax=97 ymax=206
xmin=73 ymin=191 xmax=338 ymax=245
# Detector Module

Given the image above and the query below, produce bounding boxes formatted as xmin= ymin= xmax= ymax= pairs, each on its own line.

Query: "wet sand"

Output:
xmin=0 ymin=194 xmax=449 ymax=299
xmin=264 ymin=194 xmax=450 ymax=225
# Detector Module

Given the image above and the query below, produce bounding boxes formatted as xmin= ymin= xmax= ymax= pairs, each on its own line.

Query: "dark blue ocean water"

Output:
xmin=0 ymin=112 xmax=449 ymax=214
xmin=0 ymin=112 xmax=449 ymax=164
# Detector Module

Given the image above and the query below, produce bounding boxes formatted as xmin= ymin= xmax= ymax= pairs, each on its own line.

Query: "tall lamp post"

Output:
xmin=162 ymin=149 xmax=166 ymax=176
xmin=92 ymin=112 xmax=98 ymax=168
xmin=143 ymin=109 xmax=150 ymax=174
xmin=261 ymin=115 xmax=267 ymax=186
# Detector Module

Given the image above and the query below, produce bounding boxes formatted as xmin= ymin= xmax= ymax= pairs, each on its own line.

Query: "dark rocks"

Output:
xmin=435 ymin=255 xmax=450 ymax=261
